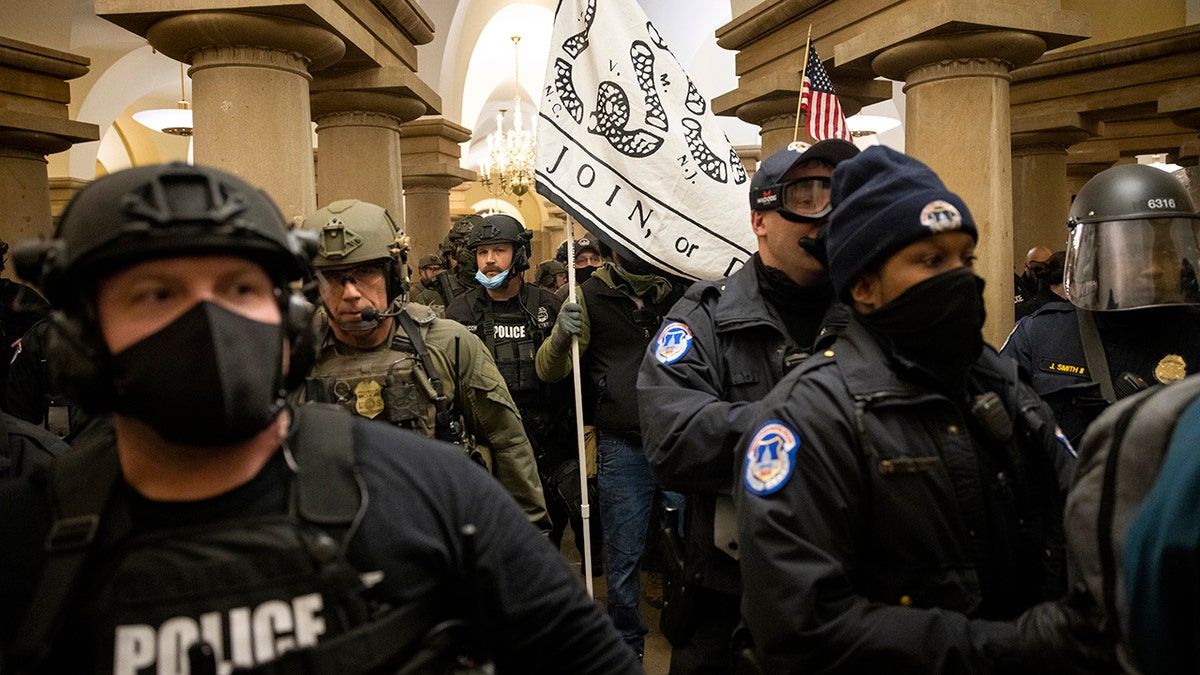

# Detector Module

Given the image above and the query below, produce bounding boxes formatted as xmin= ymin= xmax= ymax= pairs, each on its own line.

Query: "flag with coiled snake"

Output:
xmin=536 ymin=0 xmax=754 ymax=281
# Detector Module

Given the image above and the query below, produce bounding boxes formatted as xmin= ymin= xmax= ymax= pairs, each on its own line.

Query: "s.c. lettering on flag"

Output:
xmin=537 ymin=0 xmax=755 ymax=281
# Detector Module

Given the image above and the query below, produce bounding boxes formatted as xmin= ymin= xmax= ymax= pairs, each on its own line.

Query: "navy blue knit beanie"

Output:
xmin=826 ymin=146 xmax=977 ymax=303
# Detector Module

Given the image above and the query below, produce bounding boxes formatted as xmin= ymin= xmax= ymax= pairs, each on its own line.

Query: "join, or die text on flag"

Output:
xmin=536 ymin=0 xmax=755 ymax=281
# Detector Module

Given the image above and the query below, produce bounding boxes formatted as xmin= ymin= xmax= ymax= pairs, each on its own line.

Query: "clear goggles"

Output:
xmin=1065 ymin=216 xmax=1200 ymax=311
xmin=754 ymin=176 xmax=833 ymax=219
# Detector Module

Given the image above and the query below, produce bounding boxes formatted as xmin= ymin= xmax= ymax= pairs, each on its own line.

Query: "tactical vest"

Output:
xmin=306 ymin=309 xmax=466 ymax=447
xmin=477 ymin=287 xmax=551 ymax=398
xmin=9 ymin=405 xmax=470 ymax=675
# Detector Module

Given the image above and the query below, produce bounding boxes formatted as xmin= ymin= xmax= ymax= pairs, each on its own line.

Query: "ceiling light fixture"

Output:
xmin=478 ymin=36 xmax=537 ymax=206
xmin=133 ymin=62 xmax=193 ymax=137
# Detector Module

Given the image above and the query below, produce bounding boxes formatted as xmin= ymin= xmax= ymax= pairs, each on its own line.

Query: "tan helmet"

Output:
xmin=300 ymin=199 xmax=410 ymax=299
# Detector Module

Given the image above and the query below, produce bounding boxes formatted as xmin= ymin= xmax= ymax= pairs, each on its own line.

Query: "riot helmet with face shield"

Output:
xmin=1064 ymin=164 xmax=1200 ymax=311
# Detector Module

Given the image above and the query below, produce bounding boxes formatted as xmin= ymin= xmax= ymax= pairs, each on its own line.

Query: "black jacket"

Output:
xmin=1001 ymin=303 xmax=1200 ymax=444
xmin=637 ymin=262 xmax=844 ymax=594
xmin=737 ymin=317 xmax=1074 ymax=674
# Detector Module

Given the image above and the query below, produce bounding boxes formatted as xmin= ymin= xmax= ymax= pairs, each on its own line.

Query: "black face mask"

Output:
xmin=857 ymin=267 xmax=986 ymax=393
xmin=111 ymin=301 xmax=285 ymax=445
xmin=575 ymin=264 xmax=599 ymax=284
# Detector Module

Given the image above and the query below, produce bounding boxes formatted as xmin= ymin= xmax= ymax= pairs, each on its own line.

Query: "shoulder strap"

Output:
xmin=392 ymin=312 xmax=463 ymax=444
xmin=393 ymin=312 xmax=445 ymax=401
xmin=10 ymin=427 xmax=124 ymax=671
xmin=291 ymin=404 xmax=365 ymax=547
xmin=1077 ymin=309 xmax=1117 ymax=403
xmin=479 ymin=291 xmax=497 ymax=354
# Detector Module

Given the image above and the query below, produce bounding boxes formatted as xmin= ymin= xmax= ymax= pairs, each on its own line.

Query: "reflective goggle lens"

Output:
xmin=780 ymin=177 xmax=832 ymax=217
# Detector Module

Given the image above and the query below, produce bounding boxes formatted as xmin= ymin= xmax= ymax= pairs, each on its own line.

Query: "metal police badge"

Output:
xmin=354 ymin=380 xmax=385 ymax=419
xmin=1154 ymin=354 xmax=1187 ymax=384
xmin=744 ymin=420 xmax=800 ymax=496
xmin=655 ymin=321 xmax=693 ymax=365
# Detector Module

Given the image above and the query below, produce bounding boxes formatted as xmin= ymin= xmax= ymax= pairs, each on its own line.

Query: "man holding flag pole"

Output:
xmin=535 ymin=0 xmax=759 ymax=660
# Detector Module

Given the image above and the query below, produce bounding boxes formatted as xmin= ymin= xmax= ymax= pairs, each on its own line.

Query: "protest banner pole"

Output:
xmin=793 ymin=24 xmax=813 ymax=144
xmin=564 ymin=219 xmax=594 ymax=597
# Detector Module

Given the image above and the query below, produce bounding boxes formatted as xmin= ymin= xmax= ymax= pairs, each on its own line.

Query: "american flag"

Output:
xmin=802 ymin=43 xmax=852 ymax=142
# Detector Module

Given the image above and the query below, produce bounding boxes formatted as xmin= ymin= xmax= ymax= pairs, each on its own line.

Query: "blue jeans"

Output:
xmin=598 ymin=432 xmax=683 ymax=656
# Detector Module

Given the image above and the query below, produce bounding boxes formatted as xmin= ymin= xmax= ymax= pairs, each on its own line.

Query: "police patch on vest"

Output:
xmin=114 ymin=593 xmax=326 ymax=673
xmin=1039 ymin=358 xmax=1088 ymax=377
xmin=537 ymin=306 xmax=550 ymax=324
xmin=1154 ymin=354 xmax=1187 ymax=384
xmin=354 ymin=380 xmax=385 ymax=419
xmin=654 ymin=321 xmax=693 ymax=365
xmin=743 ymin=420 xmax=799 ymax=496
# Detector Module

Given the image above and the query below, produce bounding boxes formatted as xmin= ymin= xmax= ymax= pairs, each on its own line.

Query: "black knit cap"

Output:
xmin=826 ymin=146 xmax=977 ymax=303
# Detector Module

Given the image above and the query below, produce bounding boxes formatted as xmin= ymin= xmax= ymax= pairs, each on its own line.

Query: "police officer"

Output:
xmin=407 ymin=253 xmax=446 ymax=309
xmin=636 ymin=138 xmax=857 ymax=674
xmin=736 ymin=147 xmax=1108 ymax=674
xmin=0 ymin=163 xmax=637 ymax=674
xmin=534 ymin=259 xmax=567 ymax=292
xmin=299 ymin=200 xmax=550 ymax=532
xmin=430 ymin=216 xmax=482 ymax=306
xmin=0 ymin=239 xmax=50 ymax=401
xmin=538 ymin=241 xmax=687 ymax=661
xmin=1001 ymin=164 xmax=1200 ymax=445
xmin=446 ymin=214 xmax=591 ymax=552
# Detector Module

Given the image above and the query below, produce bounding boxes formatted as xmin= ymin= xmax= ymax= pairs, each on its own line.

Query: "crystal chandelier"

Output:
xmin=479 ymin=36 xmax=537 ymax=206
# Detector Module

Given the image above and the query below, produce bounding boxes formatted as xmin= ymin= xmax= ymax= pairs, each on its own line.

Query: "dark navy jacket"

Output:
xmin=1001 ymin=302 xmax=1200 ymax=444
xmin=637 ymin=261 xmax=844 ymax=595
xmin=738 ymin=317 xmax=1073 ymax=674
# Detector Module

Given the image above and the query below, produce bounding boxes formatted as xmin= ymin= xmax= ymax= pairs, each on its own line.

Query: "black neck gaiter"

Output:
xmin=857 ymin=267 xmax=987 ymax=394
xmin=755 ymin=253 xmax=834 ymax=349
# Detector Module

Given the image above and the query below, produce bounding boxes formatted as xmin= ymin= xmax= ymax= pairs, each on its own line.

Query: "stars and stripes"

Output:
xmin=802 ymin=43 xmax=852 ymax=142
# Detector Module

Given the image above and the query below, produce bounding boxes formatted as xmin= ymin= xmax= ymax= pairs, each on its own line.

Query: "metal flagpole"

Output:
xmin=793 ymin=24 xmax=814 ymax=144
xmin=564 ymin=216 xmax=595 ymax=597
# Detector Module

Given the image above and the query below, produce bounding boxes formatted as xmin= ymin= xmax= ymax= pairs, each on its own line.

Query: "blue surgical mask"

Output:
xmin=476 ymin=268 xmax=509 ymax=289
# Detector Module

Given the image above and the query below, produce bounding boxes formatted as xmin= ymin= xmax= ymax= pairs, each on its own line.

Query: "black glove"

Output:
xmin=1014 ymin=586 xmax=1118 ymax=675
xmin=550 ymin=302 xmax=583 ymax=350
xmin=798 ymin=233 xmax=828 ymax=268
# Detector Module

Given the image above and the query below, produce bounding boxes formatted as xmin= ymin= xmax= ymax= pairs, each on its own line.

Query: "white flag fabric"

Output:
xmin=536 ymin=0 xmax=755 ymax=281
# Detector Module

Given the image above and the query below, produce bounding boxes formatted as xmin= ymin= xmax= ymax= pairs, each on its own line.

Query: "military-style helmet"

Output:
xmin=14 ymin=162 xmax=311 ymax=307
xmin=418 ymin=253 xmax=442 ymax=270
xmin=1064 ymin=164 xmax=1200 ymax=311
xmin=466 ymin=214 xmax=533 ymax=274
xmin=11 ymin=162 xmax=317 ymax=408
xmin=300 ymin=199 xmax=409 ymax=301
xmin=535 ymin=259 xmax=566 ymax=287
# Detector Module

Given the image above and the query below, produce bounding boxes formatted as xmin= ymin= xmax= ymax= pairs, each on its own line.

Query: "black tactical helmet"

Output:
xmin=14 ymin=162 xmax=311 ymax=307
xmin=12 ymin=162 xmax=317 ymax=408
xmin=1065 ymin=164 xmax=1200 ymax=310
xmin=466 ymin=214 xmax=533 ymax=274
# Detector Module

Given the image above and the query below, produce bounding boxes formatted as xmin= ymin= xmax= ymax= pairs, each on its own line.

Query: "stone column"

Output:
xmin=400 ymin=118 xmax=475 ymax=264
xmin=144 ymin=13 xmax=345 ymax=223
xmin=1011 ymin=128 xmax=1094 ymax=256
xmin=312 ymin=91 xmax=426 ymax=219
xmin=875 ymin=31 xmax=1048 ymax=345
xmin=0 ymin=39 xmax=98 ymax=260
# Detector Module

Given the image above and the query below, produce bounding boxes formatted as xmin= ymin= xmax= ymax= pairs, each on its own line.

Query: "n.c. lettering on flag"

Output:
xmin=536 ymin=0 xmax=755 ymax=281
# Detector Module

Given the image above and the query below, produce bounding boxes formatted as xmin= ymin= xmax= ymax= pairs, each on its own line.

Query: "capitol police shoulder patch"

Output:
xmin=655 ymin=321 xmax=693 ymax=365
xmin=744 ymin=420 xmax=800 ymax=496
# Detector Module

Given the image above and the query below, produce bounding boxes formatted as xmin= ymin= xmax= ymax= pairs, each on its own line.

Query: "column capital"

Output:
xmin=312 ymin=91 xmax=426 ymax=126
xmin=400 ymin=116 xmax=475 ymax=187
xmin=0 ymin=38 xmax=99 ymax=155
xmin=874 ymin=31 xmax=1048 ymax=83
xmin=145 ymin=12 xmax=345 ymax=70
